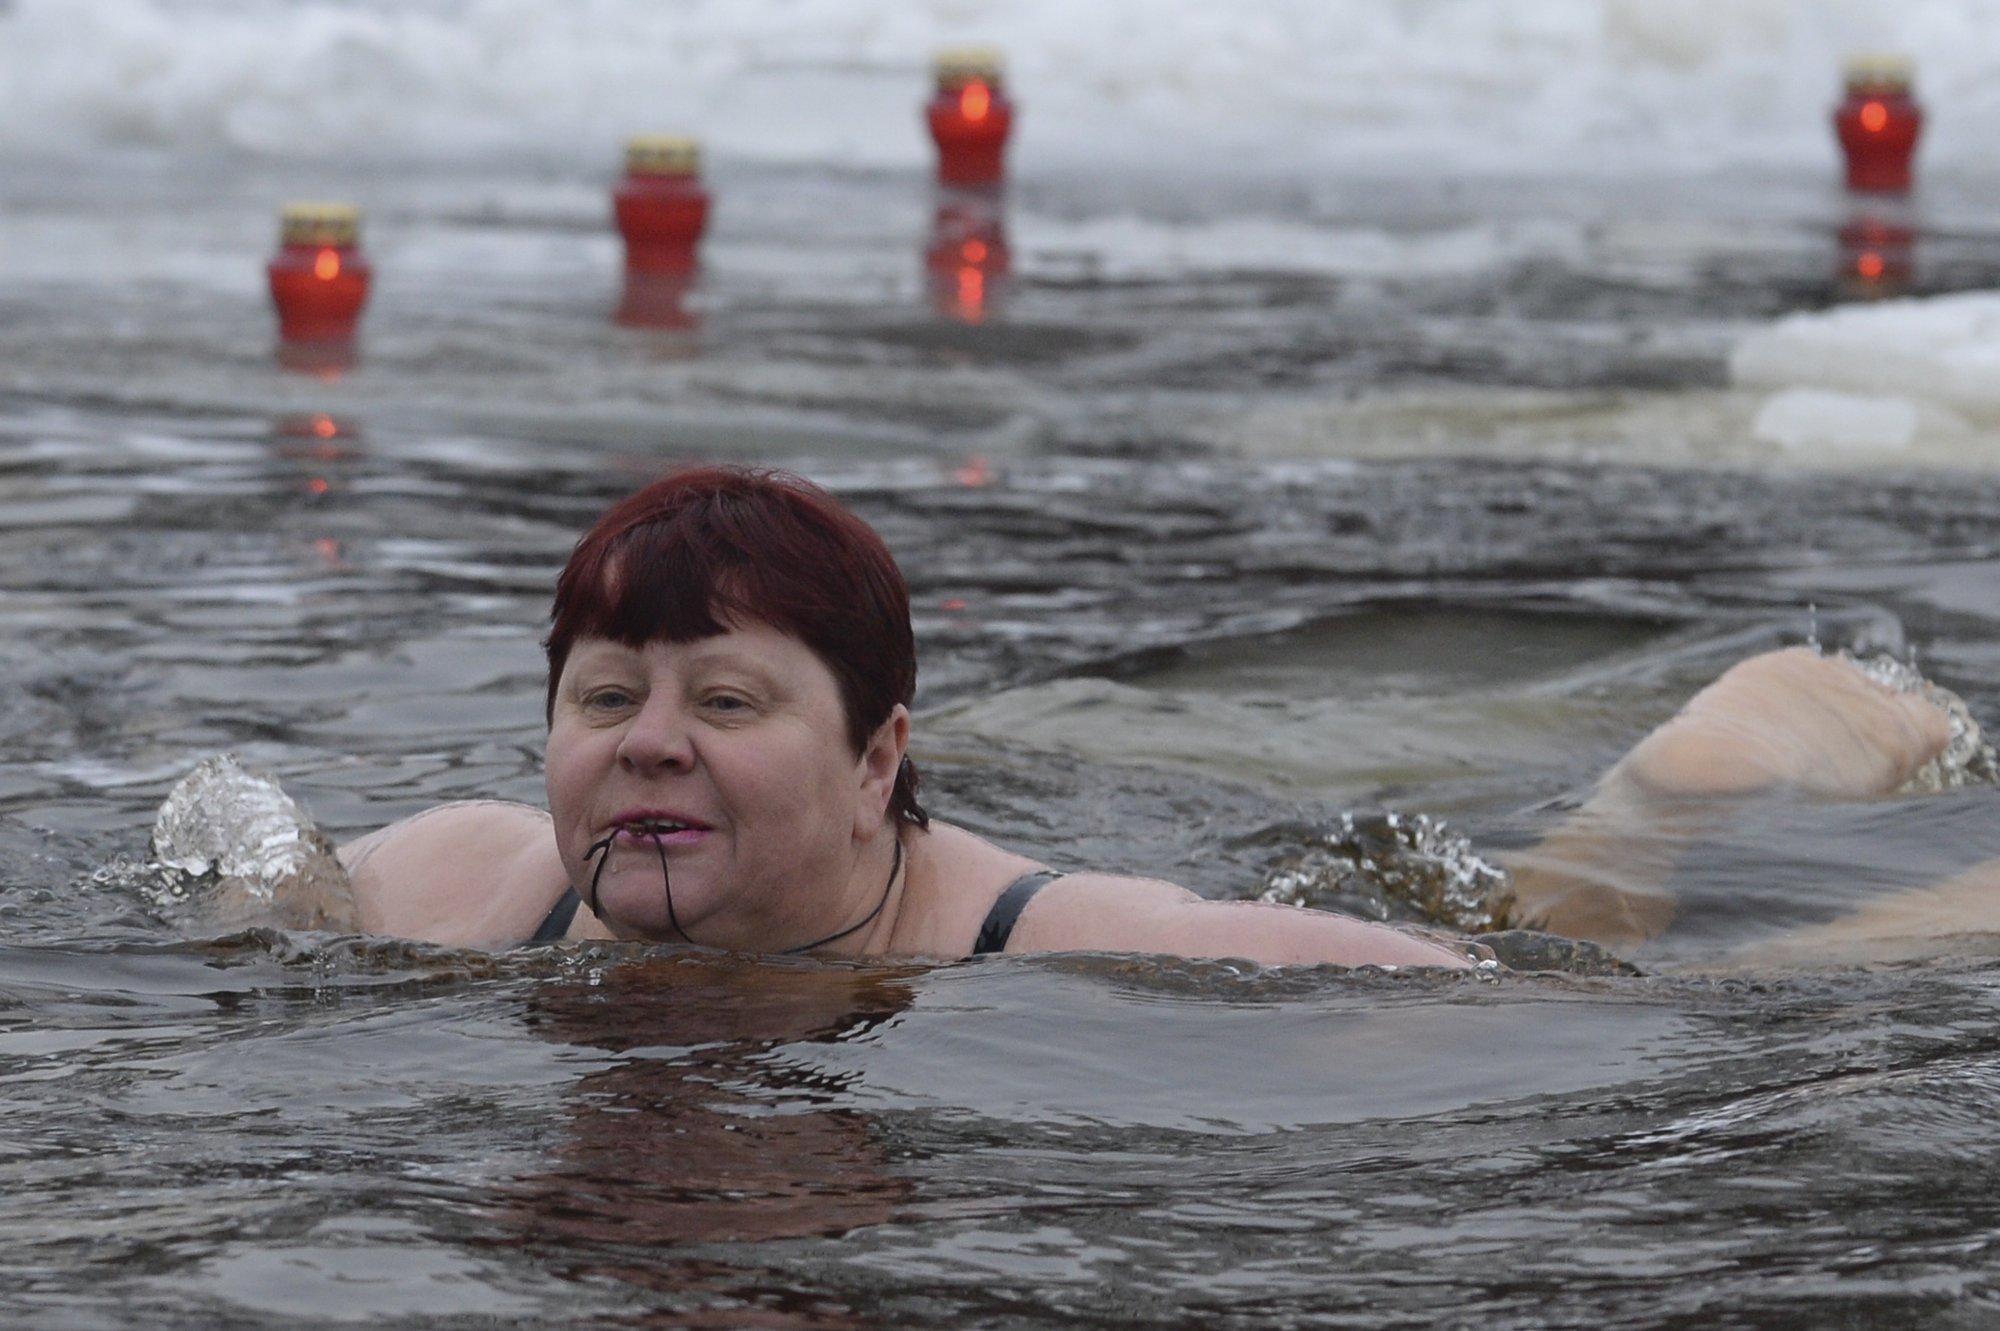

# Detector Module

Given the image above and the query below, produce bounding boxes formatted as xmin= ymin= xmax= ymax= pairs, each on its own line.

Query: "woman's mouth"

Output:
xmin=610 ymin=814 xmax=711 ymax=848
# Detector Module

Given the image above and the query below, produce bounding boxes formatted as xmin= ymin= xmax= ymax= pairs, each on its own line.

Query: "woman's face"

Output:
xmin=545 ymin=621 xmax=903 ymax=946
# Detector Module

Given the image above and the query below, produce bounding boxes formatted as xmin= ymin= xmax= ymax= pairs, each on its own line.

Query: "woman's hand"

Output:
xmin=1615 ymin=647 xmax=1952 ymax=803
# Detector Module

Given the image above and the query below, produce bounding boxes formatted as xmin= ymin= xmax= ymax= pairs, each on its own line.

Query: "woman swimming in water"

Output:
xmin=334 ymin=466 xmax=1962 ymax=967
xmin=338 ymin=466 xmax=1479 ymax=967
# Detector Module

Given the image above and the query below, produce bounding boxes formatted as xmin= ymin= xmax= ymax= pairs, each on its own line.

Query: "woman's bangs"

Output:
xmin=584 ymin=519 xmax=746 ymax=646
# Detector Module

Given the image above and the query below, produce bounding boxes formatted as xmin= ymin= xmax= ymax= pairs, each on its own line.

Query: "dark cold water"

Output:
xmin=7 ymin=157 xmax=2000 ymax=1328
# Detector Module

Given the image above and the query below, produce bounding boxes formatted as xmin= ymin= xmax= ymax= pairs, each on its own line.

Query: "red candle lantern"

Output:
xmin=614 ymin=135 xmax=710 ymax=275
xmin=926 ymin=48 xmax=1015 ymax=189
xmin=925 ymin=191 xmax=1010 ymax=324
xmin=1833 ymin=54 xmax=1923 ymax=195
xmin=267 ymin=202 xmax=371 ymax=357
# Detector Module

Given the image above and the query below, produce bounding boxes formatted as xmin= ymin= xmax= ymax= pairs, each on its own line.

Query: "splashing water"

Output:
xmin=121 ymin=753 xmax=358 ymax=932
xmin=1255 ymin=810 xmax=1514 ymax=933
xmin=1843 ymin=651 xmax=2000 ymax=794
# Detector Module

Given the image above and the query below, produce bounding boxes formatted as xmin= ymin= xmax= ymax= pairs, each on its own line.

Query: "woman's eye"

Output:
xmin=583 ymin=688 xmax=635 ymax=711
xmin=703 ymin=693 xmax=751 ymax=713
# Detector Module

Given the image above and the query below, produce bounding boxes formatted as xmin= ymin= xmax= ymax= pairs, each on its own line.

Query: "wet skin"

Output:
xmin=545 ymin=623 xmax=909 ymax=953
xmin=340 ymin=613 xmax=1477 ymax=968
xmin=1509 ymin=647 xmax=1956 ymax=949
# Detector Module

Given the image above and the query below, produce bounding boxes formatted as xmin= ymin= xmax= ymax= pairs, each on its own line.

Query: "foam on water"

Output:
xmin=5 ymin=0 xmax=2000 ymax=178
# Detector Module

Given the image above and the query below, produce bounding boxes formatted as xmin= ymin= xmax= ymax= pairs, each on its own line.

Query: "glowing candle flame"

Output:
xmin=1859 ymin=100 xmax=1890 ymax=133
xmin=960 ymin=82 xmax=992 ymax=121
xmin=314 ymin=249 xmax=341 ymax=281
xmin=1856 ymin=251 xmax=1886 ymax=280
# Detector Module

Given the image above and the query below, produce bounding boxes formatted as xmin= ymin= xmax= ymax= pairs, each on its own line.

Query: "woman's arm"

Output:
xmin=1738 ymin=855 xmax=2000 ymax=968
xmin=1506 ymin=647 xmax=1953 ymax=948
xmin=999 ymin=873 xmax=1481 ymax=969
xmin=338 ymin=801 xmax=581 ymax=948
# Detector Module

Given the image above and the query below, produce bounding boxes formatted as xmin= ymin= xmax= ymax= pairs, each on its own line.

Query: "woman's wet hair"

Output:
xmin=546 ymin=465 xmax=927 ymax=828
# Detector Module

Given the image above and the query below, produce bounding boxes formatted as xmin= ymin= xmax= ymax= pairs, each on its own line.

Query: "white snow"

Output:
xmin=1751 ymin=388 xmax=1920 ymax=452
xmin=1733 ymin=292 xmax=2000 ymax=409
xmin=1729 ymin=291 xmax=2000 ymax=456
xmin=3 ymin=0 xmax=1998 ymax=177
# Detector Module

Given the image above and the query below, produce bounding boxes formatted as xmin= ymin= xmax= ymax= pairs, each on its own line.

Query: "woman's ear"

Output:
xmin=855 ymin=705 xmax=910 ymax=837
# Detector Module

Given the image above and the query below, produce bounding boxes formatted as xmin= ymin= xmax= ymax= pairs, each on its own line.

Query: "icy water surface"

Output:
xmin=11 ymin=416 xmax=2000 ymax=1326
xmin=9 ymin=153 xmax=2000 ymax=1327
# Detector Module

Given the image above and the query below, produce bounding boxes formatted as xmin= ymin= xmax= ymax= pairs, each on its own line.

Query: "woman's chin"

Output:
xmin=593 ymin=880 xmax=724 ymax=943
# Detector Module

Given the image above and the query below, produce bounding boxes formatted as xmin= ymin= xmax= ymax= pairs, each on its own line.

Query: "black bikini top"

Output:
xmin=530 ymin=887 xmax=582 ymax=943
xmin=528 ymin=868 xmax=1063 ymax=953
xmin=972 ymin=869 xmax=1061 ymax=955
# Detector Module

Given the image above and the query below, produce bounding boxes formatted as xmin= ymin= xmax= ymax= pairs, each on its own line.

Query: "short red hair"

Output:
xmin=546 ymin=466 xmax=926 ymax=828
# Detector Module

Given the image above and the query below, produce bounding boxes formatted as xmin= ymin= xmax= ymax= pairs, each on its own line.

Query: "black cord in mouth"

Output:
xmin=582 ymin=824 xmax=692 ymax=944
xmin=580 ymin=823 xmax=903 ymax=956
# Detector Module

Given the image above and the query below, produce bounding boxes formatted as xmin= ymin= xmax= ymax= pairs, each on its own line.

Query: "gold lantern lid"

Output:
xmin=934 ymin=46 xmax=1004 ymax=91
xmin=1843 ymin=53 xmax=1914 ymax=94
xmin=625 ymin=135 xmax=701 ymax=177
xmin=279 ymin=201 xmax=360 ymax=247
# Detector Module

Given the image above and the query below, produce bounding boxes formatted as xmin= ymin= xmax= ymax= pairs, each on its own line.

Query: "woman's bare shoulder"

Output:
xmin=898 ymin=821 xmax=1049 ymax=953
xmin=338 ymin=801 xmax=571 ymax=948
xmin=997 ymin=872 xmax=1195 ymax=951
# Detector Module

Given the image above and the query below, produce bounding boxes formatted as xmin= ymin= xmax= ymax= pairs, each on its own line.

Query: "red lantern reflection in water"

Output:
xmin=1836 ymin=206 xmax=1916 ymax=299
xmin=271 ymin=413 xmax=365 ymax=510
xmin=614 ymin=271 xmax=701 ymax=336
xmin=273 ymin=413 xmax=360 ymax=456
xmin=926 ymin=190 xmax=1011 ymax=324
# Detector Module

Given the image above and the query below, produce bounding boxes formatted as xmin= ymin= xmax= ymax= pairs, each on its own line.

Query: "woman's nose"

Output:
xmin=615 ymin=696 xmax=695 ymax=773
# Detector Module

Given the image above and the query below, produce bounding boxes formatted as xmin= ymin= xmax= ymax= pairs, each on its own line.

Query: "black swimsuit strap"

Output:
xmin=973 ymin=870 xmax=1061 ymax=955
xmin=529 ymin=888 xmax=582 ymax=943
xmin=527 ymin=839 xmax=900 ymax=952
xmin=535 ymin=858 xmax=1053 ymax=953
